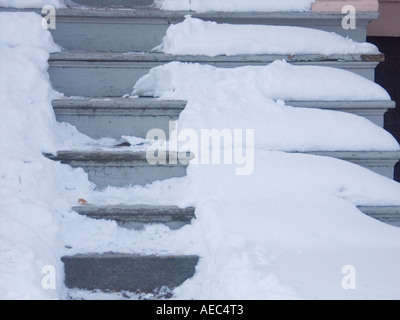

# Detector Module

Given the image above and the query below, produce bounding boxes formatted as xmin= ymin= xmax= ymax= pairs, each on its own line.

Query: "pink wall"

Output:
xmin=368 ymin=0 xmax=400 ymax=37
xmin=312 ymin=0 xmax=379 ymax=12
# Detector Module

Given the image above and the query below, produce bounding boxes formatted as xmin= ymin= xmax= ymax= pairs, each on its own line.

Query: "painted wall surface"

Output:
xmin=368 ymin=0 xmax=400 ymax=37
xmin=312 ymin=0 xmax=379 ymax=12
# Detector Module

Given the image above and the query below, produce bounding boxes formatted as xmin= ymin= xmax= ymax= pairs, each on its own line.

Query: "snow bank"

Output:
xmin=133 ymin=62 xmax=398 ymax=152
xmin=0 ymin=12 xmax=66 ymax=299
xmin=155 ymin=17 xmax=379 ymax=56
xmin=155 ymin=0 xmax=315 ymax=12
xmin=0 ymin=0 xmax=65 ymax=8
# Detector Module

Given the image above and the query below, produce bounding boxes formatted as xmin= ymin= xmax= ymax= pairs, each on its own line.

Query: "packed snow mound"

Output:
xmin=155 ymin=0 xmax=315 ymax=12
xmin=0 ymin=12 xmax=64 ymax=299
xmin=0 ymin=12 xmax=60 ymax=53
xmin=134 ymin=61 xmax=390 ymax=102
xmin=0 ymin=0 xmax=65 ymax=8
xmin=133 ymin=62 xmax=398 ymax=152
xmin=155 ymin=17 xmax=380 ymax=56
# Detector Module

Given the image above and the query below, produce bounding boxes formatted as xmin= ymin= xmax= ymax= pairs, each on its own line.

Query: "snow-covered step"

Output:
xmin=46 ymin=150 xmax=399 ymax=187
xmin=45 ymin=151 xmax=192 ymax=188
xmin=72 ymin=205 xmax=196 ymax=230
xmin=303 ymin=151 xmax=400 ymax=179
xmin=53 ymin=98 xmax=395 ymax=138
xmin=62 ymin=253 xmax=199 ymax=293
xmin=71 ymin=204 xmax=400 ymax=229
xmin=53 ymin=98 xmax=185 ymax=139
xmin=358 ymin=206 xmax=400 ymax=227
xmin=44 ymin=8 xmax=377 ymax=52
xmin=49 ymin=52 xmax=382 ymax=97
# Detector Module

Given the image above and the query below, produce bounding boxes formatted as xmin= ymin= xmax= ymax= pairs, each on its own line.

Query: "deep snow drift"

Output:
xmin=155 ymin=0 xmax=316 ymax=13
xmin=155 ymin=17 xmax=380 ymax=56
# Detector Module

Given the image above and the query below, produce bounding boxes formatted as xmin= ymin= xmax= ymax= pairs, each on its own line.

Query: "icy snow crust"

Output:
xmin=155 ymin=0 xmax=316 ymax=13
xmin=2 ymin=11 xmax=400 ymax=300
xmin=156 ymin=17 xmax=380 ymax=56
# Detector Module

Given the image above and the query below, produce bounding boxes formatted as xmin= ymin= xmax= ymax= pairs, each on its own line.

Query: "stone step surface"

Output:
xmin=62 ymin=253 xmax=199 ymax=293
xmin=288 ymin=100 xmax=395 ymax=128
xmin=48 ymin=52 xmax=382 ymax=97
xmin=72 ymin=204 xmax=400 ymax=228
xmin=303 ymin=151 xmax=400 ymax=179
xmin=45 ymin=151 xmax=192 ymax=188
xmin=358 ymin=206 xmax=400 ymax=227
xmin=53 ymin=98 xmax=186 ymax=139
xmin=45 ymin=150 xmax=400 ymax=187
xmin=39 ymin=8 xmax=378 ymax=52
xmin=73 ymin=205 xmax=196 ymax=230
xmin=53 ymin=98 xmax=395 ymax=138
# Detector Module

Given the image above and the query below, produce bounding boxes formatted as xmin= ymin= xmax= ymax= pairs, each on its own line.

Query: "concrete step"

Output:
xmin=72 ymin=204 xmax=400 ymax=228
xmin=288 ymin=100 xmax=396 ymax=128
xmin=358 ymin=206 xmax=400 ymax=227
xmin=72 ymin=205 xmax=196 ymax=230
xmin=53 ymin=98 xmax=185 ymax=139
xmin=62 ymin=253 xmax=199 ymax=293
xmin=53 ymin=98 xmax=395 ymax=138
xmin=41 ymin=8 xmax=377 ymax=52
xmin=49 ymin=52 xmax=382 ymax=97
xmin=45 ymin=151 xmax=192 ymax=188
xmin=303 ymin=151 xmax=400 ymax=179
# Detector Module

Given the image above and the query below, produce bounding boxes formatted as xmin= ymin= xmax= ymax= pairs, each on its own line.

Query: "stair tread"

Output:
xmin=73 ymin=205 xmax=196 ymax=229
xmin=45 ymin=150 xmax=193 ymax=163
xmin=48 ymin=8 xmax=379 ymax=20
xmin=53 ymin=97 xmax=395 ymax=110
xmin=47 ymin=150 xmax=400 ymax=159
xmin=62 ymin=253 xmax=199 ymax=292
xmin=73 ymin=204 xmax=195 ymax=212
xmin=49 ymin=51 xmax=384 ymax=63
xmin=303 ymin=150 xmax=400 ymax=160
xmin=52 ymin=97 xmax=187 ymax=109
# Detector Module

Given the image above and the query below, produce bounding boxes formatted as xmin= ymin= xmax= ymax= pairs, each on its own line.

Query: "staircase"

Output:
xmin=3 ymin=1 xmax=400 ymax=298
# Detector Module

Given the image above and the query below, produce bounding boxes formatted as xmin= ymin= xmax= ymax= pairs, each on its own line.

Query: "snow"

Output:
xmin=155 ymin=17 xmax=380 ymax=56
xmin=133 ymin=61 xmax=398 ymax=152
xmin=155 ymin=0 xmax=316 ymax=13
xmin=2 ymin=5 xmax=400 ymax=301
xmin=0 ymin=12 xmax=65 ymax=299
xmin=0 ymin=0 xmax=65 ymax=8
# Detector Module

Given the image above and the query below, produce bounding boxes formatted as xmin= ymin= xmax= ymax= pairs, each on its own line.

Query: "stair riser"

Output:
xmin=358 ymin=207 xmax=400 ymax=227
xmin=54 ymin=106 xmax=389 ymax=138
xmin=53 ymin=100 xmax=395 ymax=138
xmin=64 ymin=162 xmax=188 ymax=188
xmin=48 ymin=62 xmax=377 ymax=97
xmin=307 ymin=152 xmax=400 ymax=179
xmin=49 ymin=14 xmax=373 ymax=52
xmin=62 ymin=255 xmax=199 ymax=292
xmin=55 ymin=111 xmax=180 ymax=139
